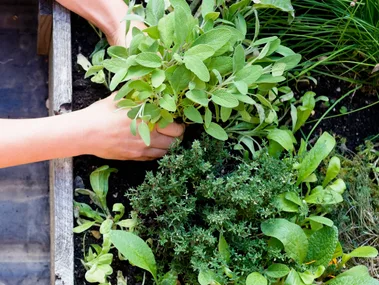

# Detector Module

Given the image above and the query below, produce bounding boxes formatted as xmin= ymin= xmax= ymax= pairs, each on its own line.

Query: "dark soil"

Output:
xmin=71 ymin=12 xmax=379 ymax=285
xmin=71 ymin=13 xmax=158 ymax=285
xmin=295 ymin=78 xmax=379 ymax=150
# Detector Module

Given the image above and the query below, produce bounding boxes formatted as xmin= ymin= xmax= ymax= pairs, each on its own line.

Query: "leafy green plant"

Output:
xmin=127 ymin=134 xmax=378 ymax=284
xmin=73 ymin=166 xmax=157 ymax=284
xmin=77 ymin=0 xmax=322 ymax=153
xmin=255 ymin=0 xmax=379 ymax=85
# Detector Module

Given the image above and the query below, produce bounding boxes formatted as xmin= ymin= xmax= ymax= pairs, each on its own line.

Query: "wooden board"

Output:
xmin=37 ymin=0 xmax=52 ymax=55
xmin=48 ymin=2 xmax=74 ymax=285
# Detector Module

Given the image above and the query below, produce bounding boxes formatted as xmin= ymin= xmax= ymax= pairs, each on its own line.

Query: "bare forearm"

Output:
xmin=56 ymin=0 xmax=146 ymax=46
xmin=0 ymin=112 xmax=89 ymax=168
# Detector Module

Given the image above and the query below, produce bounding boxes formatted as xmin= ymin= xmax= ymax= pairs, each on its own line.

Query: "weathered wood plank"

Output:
xmin=49 ymin=2 xmax=73 ymax=285
xmin=37 ymin=0 xmax=52 ymax=55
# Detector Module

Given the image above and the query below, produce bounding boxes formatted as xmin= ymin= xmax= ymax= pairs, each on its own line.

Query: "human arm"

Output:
xmin=0 ymin=94 xmax=184 ymax=168
xmin=55 ymin=0 xmax=146 ymax=46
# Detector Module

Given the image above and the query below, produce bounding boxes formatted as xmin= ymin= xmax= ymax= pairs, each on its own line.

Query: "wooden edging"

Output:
xmin=48 ymin=2 xmax=74 ymax=285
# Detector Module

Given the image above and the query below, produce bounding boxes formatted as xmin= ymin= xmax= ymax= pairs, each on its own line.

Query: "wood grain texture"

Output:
xmin=37 ymin=0 xmax=52 ymax=55
xmin=49 ymin=2 xmax=73 ymax=285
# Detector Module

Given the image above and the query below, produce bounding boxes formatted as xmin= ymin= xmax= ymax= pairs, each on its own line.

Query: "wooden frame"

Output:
xmin=48 ymin=2 xmax=74 ymax=285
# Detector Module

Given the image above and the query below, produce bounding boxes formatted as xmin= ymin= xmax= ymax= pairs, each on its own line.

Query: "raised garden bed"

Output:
xmin=49 ymin=1 xmax=379 ymax=285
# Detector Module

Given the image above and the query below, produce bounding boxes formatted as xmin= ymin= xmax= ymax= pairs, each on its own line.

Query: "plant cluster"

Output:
xmin=255 ymin=0 xmax=379 ymax=85
xmin=77 ymin=0 xmax=326 ymax=154
xmin=73 ymin=166 xmax=153 ymax=284
xmin=126 ymin=134 xmax=378 ymax=285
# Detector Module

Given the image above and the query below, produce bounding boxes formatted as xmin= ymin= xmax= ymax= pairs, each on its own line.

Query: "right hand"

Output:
xmin=78 ymin=93 xmax=185 ymax=161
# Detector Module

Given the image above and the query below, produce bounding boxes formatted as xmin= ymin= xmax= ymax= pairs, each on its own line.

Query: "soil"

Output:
xmin=71 ymin=12 xmax=379 ymax=285
xmin=294 ymin=78 xmax=379 ymax=151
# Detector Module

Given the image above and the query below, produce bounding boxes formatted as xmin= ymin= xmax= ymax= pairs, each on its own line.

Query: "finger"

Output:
xmin=150 ymin=134 xmax=176 ymax=149
xmin=157 ymin=123 xmax=185 ymax=138
xmin=143 ymin=148 xmax=168 ymax=158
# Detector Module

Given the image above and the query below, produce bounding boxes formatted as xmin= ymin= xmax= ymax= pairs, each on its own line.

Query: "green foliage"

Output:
xmin=80 ymin=0 xmax=318 ymax=154
xmin=255 ymin=0 xmax=379 ymax=85
xmin=73 ymin=166 xmax=150 ymax=284
xmin=126 ymin=135 xmax=378 ymax=284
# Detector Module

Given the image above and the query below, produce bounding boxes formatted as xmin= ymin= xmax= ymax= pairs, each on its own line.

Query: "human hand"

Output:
xmin=78 ymin=93 xmax=185 ymax=161
xmin=106 ymin=20 xmax=147 ymax=47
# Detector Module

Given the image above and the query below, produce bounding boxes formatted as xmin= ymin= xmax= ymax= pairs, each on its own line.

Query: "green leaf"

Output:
xmin=100 ymin=219 xmax=114 ymax=234
xmin=161 ymin=271 xmax=178 ymax=285
xmin=323 ymin=156 xmax=341 ymax=187
xmin=138 ymin=121 xmax=151 ymax=146
xmin=151 ymin=69 xmax=166 ymax=88
xmin=186 ymin=89 xmax=209 ymax=106
xmin=204 ymin=122 xmax=228 ymax=141
xmin=261 ymin=219 xmax=308 ymax=264
xmin=265 ymin=263 xmax=290 ymax=279
xmin=211 ymin=90 xmax=239 ymax=108
xmin=73 ymin=221 xmax=96 ymax=233
xmin=192 ymin=28 xmax=232 ymax=52
xmin=246 ymin=272 xmax=267 ymax=285
xmin=158 ymin=13 xmax=175 ymax=47
xmin=305 ymin=216 xmax=334 ymax=227
xmin=208 ymin=56 xmax=233 ymax=75
xmin=348 ymin=246 xmax=378 ymax=258
xmin=284 ymin=269 xmax=305 ymax=285
xmin=218 ymin=233 xmax=230 ymax=263
xmin=85 ymin=66 xmax=104 ymax=79
xmin=110 ymin=69 xmax=128 ymax=91
xmin=294 ymin=92 xmax=315 ymax=132
xmin=184 ymin=106 xmax=203 ymax=123
xmin=220 ymin=106 xmax=232 ymax=122
xmin=174 ymin=6 xmax=193 ymax=44
xmin=129 ymin=80 xmax=152 ymax=92
xmin=306 ymin=226 xmax=338 ymax=267
xmin=297 ymin=132 xmax=336 ymax=184
xmin=233 ymin=93 xmax=256 ymax=105
xmin=85 ymin=264 xmax=113 ymax=284
xmin=235 ymin=13 xmax=247 ymax=37
xmin=305 ymin=187 xmax=343 ymax=205
xmin=204 ymin=108 xmax=212 ymax=128
xmin=143 ymin=26 xmax=160 ymax=40
xmin=108 ymin=46 xmax=129 ymax=59
xmin=198 ymin=270 xmax=219 ymax=285
xmin=235 ymin=65 xmax=263 ymax=85
xmin=92 ymin=50 xmax=105 ymax=65
xmin=272 ymin=62 xmax=286 ymax=77
xmin=130 ymin=119 xmax=137 ymax=136
xmin=255 ymin=74 xmax=286 ymax=83
xmin=159 ymin=94 xmax=176 ymax=112
xmin=146 ymin=0 xmax=165 ymax=26
xmin=253 ymin=0 xmax=295 ymax=19
xmin=267 ymin=129 xmax=294 ymax=152
xmin=170 ymin=65 xmax=193 ymax=93
xmin=326 ymin=178 xmax=346 ymax=194
xmin=90 ymin=70 xmax=105 ymax=84
xmin=234 ymin=81 xmax=248 ymax=95
xmin=135 ymin=52 xmax=162 ymax=68
xmin=170 ymin=0 xmax=191 ymax=14
xmin=103 ymin=56 xmax=136 ymax=73
xmin=233 ymin=44 xmax=245 ymax=73
xmin=125 ymin=66 xmax=155 ymax=81
xmin=90 ymin=166 xmax=118 ymax=212
xmin=185 ymin=44 xmax=215 ymax=61
xmin=110 ymin=230 xmax=157 ymax=281
xmin=184 ymin=57 xmax=210 ymax=82
xmin=275 ymin=54 xmax=302 ymax=71
xmin=201 ymin=0 xmax=215 ymax=19
xmin=326 ymin=266 xmax=379 ymax=285
xmin=299 ymin=266 xmax=325 ymax=284
xmin=275 ymin=193 xmax=299 ymax=213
